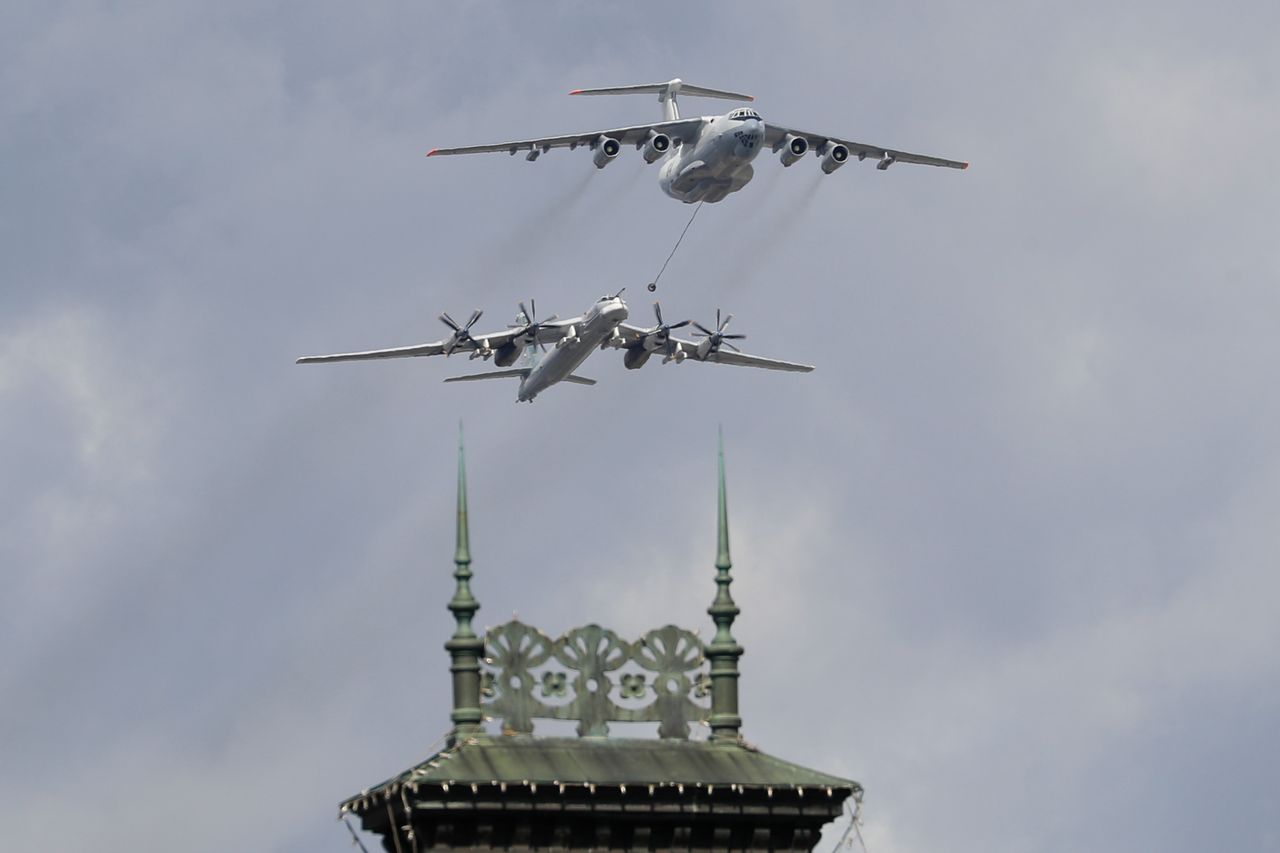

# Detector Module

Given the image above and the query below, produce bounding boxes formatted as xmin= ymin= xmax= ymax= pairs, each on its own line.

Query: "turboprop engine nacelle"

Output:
xmin=494 ymin=342 xmax=521 ymax=367
xmin=819 ymin=140 xmax=850 ymax=174
xmin=778 ymin=133 xmax=808 ymax=166
xmin=623 ymin=348 xmax=652 ymax=370
xmin=592 ymin=136 xmax=621 ymax=168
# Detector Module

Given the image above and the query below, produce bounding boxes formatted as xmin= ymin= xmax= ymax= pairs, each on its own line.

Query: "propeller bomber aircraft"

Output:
xmin=297 ymin=292 xmax=811 ymax=402
xmin=428 ymin=78 xmax=968 ymax=204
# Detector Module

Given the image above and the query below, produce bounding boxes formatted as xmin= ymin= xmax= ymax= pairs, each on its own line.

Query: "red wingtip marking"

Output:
xmin=961 ymin=162 xmax=970 ymax=169
xmin=569 ymin=89 xmax=584 ymax=95
xmin=426 ymin=148 xmax=439 ymax=157
xmin=746 ymin=95 xmax=755 ymax=101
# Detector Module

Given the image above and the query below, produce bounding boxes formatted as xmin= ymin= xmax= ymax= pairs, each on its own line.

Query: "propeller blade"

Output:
xmin=722 ymin=333 xmax=746 ymax=340
xmin=668 ymin=319 xmax=692 ymax=330
xmin=530 ymin=299 xmax=537 ymax=322
xmin=465 ymin=309 xmax=483 ymax=330
xmin=518 ymin=302 xmax=531 ymax=324
xmin=653 ymin=302 xmax=664 ymax=326
xmin=724 ymin=341 xmax=742 ymax=353
xmin=692 ymin=321 xmax=715 ymax=337
xmin=440 ymin=312 xmax=461 ymax=331
xmin=719 ymin=313 xmax=734 ymax=332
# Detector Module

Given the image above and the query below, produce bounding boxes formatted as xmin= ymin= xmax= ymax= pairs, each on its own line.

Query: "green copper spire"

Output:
xmin=707 ymin=427 xmax=743 ymax=741
xmin=454 ymin=422 xmax=471 ymax=567
xmin=716 ymin=426 xmax=731 ymax=571
xmin=445 ymin=423 xmax=484 ymax=743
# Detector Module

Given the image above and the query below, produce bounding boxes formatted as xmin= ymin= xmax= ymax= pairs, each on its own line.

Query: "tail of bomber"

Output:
xmin=570 ymin=78 xmax=754 ymax=122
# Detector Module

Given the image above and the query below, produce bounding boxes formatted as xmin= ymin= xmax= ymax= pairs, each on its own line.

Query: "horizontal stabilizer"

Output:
xmin=561 ymin=374 xmax=596 ymax=386
xmin=443 ymin=368 xmax=529 ymax=383
xmin=570 ymin=79 xmax=753 ymax=103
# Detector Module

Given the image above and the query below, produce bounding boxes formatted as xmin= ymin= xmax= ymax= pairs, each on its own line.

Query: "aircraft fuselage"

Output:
xmin=517 ymin=296 xmax=629 ymax=401
xmin=659 ymin=115 xmax=765 ymax=204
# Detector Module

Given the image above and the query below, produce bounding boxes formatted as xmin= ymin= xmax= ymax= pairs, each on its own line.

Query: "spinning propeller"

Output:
xmin=439 ymin=309 xmax=483 ymax=355
xmin=692 ymin=309 xmax=746 ymax=353
xmin=646 ymin=302 xmax=691 ymax=353
xmin=508 ymin=300 xmax=561 ymax=352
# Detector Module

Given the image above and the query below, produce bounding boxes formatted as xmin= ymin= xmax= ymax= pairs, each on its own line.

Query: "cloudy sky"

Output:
xmin=4 ymin=1 xmax=1279 ymax=850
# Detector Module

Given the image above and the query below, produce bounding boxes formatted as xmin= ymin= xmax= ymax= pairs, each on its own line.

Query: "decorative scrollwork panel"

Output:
xmin=480 ymin=621 xmax=710 ymax=739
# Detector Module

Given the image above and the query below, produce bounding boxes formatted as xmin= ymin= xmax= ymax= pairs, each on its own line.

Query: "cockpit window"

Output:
xmin=729 ymin=108 xmax=761 ymax=121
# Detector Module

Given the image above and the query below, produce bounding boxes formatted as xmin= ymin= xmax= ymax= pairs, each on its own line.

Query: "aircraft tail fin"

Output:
xmin=443 ymin=368 xmax=529 ymax=384
xmin=570 ymin=79 xmax=753 ymax=121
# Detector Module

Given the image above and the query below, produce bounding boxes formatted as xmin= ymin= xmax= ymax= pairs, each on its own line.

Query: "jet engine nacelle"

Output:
xmin=819 ymin=140 xmax=850 ymax=174
xmin=778 ymin=133 xmax=808 ymax=167
xmin=493 ymin=342 xmax=521 ymax=367
xmin=592 ymin=136 xmax=621 ymax=169
xmin=623 ymin=348 xmax=652 ymax=370
xmin=639 ymin=130 xmax=671 ymax=164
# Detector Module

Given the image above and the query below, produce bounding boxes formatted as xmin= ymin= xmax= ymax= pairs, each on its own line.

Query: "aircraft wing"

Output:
xmin=688 ymin=345 xmax=814 ymax=373
xmin=763 ymin=123 xmax=968 ymax=170
xmin=427 ymin=118 xmax=706 ymax=158
xmin=608 ymin=324 xmax=814 ymax=373
xmin=296 ymin=325 xmax=569 ymax=365
xmin=296 ymin=341 xmax=447 ymax=363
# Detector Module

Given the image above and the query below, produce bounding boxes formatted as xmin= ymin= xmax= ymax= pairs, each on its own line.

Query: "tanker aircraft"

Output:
xmin=427 ymin=78 xmax=968 ymax=204
xmin=296 ymin=293 xmax=812 ymax=402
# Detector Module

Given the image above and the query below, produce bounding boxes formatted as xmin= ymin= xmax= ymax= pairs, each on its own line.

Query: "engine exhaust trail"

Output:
xmin=719 ymin=171 xmax=824 ymax=298
xmin=459 ymin=170 xmax=598 ymax=297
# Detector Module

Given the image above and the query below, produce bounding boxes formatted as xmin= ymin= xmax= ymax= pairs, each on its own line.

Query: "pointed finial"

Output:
xmin=446 ymin=422 xmax=483 ymax=742
xmin=455 ymin=421 xmax=470 ymax=567
xmin=716 ymin=425 xmax=730 ymax=571
xmin=707 ymin=426 xmax=743 ymax=741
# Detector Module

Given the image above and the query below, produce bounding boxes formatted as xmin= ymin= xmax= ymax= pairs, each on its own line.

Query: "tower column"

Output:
xmin=446 ymin=427 xmax=484 ymax=743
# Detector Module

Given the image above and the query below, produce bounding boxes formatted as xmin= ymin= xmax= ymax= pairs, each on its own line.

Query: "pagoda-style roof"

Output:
xmin=339 ymin=431 xmax=861 ymax=851
xmin=344 ymin=736 xmax=859 ymax=806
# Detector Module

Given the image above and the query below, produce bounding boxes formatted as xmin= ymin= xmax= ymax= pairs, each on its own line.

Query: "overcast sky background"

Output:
xmin=4 ymin=1 xmax=1279 ymax=850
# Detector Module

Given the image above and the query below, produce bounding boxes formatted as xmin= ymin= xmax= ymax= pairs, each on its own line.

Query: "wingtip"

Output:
xmin=745 ymin=95 xmax=755 ymax=102
xmin=425 ymin=148 xmax=439 ymax=157
xmin=568 ymin=89 xmax=584 ymax=95
xmin=961 ymin=161 xmax=970 ymax=170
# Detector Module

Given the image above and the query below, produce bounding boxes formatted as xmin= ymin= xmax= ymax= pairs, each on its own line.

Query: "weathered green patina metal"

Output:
xmin=345 ymin=736 xmax=858 ymax=796
xmin=481 ymin=621 xmax=710 ymax=738
xmin=445 ymin=425 xmax=484 ymax=743
xmin=706 ymin=428 xmax=744 ymax=741
xmin=341 ymin=737 xmax=861 ymax=851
